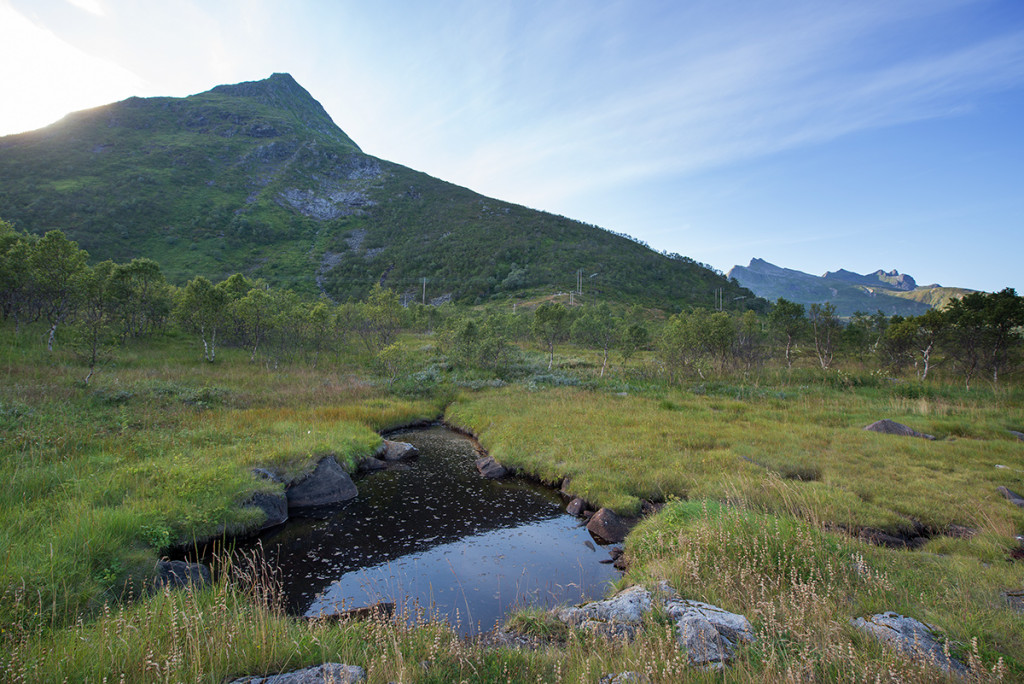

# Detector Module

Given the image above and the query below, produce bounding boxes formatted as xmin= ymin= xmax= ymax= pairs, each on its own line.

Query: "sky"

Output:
xmin=2 ymin=0 xmax=1023 ymax=293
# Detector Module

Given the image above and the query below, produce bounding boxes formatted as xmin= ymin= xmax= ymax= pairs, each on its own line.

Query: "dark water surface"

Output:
xmin=242 ymin=425 xmax=618 ymax=634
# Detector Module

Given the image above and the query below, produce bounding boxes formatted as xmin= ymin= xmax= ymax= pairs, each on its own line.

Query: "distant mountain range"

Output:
xmin=0 ymin=73 xmax=760 ymax=311
xmin=727 ymin=258 xmax=973 ymax=317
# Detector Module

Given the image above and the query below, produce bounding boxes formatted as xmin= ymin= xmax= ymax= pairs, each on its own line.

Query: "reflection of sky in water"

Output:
xmin=307 ymin=516 xmax=613 ymax=632
xmin=244 ymin=426 xmax=619 ymax=634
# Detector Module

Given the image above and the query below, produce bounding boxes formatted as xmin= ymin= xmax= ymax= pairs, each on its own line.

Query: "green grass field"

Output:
xmin=2 ymin=323 xmax=1023 ymax=682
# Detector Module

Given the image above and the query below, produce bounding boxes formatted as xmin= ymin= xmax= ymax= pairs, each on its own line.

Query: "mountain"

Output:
xmin=727 ymin=258 xmax=973 ymax=317
xmin=0 ymin=73 xmax=760 ymax=311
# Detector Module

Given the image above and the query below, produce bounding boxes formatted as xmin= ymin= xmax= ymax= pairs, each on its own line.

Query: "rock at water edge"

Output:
xmin=378 ymin=439 xmax=419 ymax=461
xmin=587 ymin=508 xmax=633 ymax=544
xmin=155 ymin=560 xmax=211 ymax=590
xmin=247 ymin=490 xmax=288 ymax=529
xmin=476 ymin=455 xmax=508 ymax=479
xmin=566 ymin=497 xmax=587 ymax=516
xmin=228 ymin=663 xmax=366 ymax=684
xmin=286 ymin=456 xmax=358 ymax=507
xmin=863 ymin=419 xmax=935 ymax=440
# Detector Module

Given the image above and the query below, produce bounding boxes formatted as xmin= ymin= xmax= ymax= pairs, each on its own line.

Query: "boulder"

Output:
xmin=566 ymin=497 xmax=587 ymax=517
xmin=599 ymin=673 xmax=645 ymax=684
xmin=587 ymin=508 xmax=634 ymax=544
xmin=357 ymin=456 xmax=387 ymax=472
xmin=228 ymin=663 xmax=366 ymax=684
xmin=863 ymin=419 xmax=935 ymax=440
xmin=555 ymin=585 xmax=653 ymax=628
xmin=1009 ymin=430 xmax=1024 ymax=441
xmin=286 ymin=456 xmax=358 ymax=508
xmin=664 ymin=599 xmax=755 ymax=651
xmin=247 ymin=490 xmax=288 ymax=530
xmin=154 ymin=560 xmax=211 ymax=590
xmin=475 ymin=455 xmax=508 ymax=479
xmin=997 ymin=486 xmax=1024 ymax=508
xmin=378 ymin=439 xmax=419 ymax=462
xmin=851 ymin=612 xmax=968 ymax=676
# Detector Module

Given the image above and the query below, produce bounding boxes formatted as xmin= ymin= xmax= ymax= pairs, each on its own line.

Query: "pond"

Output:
xmin=240 ymin=425 xmax=620 ymax=634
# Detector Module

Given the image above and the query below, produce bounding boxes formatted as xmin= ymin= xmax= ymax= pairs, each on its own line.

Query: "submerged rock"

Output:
xmin=851 ymin=612 xmax=968 ymax=676
xmin=228 ymin=663 xmax=366 ymax=684
xmin=863 ymin=419 xmax=935 ymax=440
xmin=378 ymin=439 xmax=419 ymax=462
xmin=587 ymin=508 xmax=634 ymax=544
xmin=154 ymin=560 xmax=211 ymax=590
xmin=357 ymin=456 xmax=387 ymax=472
xmin=475 ymin=455 xmax=508 ymax=479
xmin=286 ymin=456 xmax=358 ymax=507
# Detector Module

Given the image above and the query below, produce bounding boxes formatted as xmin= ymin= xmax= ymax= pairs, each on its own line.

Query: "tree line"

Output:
xmin=3 ymin=222 xmax=1022 ymax=389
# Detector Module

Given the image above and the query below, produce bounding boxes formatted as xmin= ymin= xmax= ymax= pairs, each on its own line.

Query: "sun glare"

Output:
xmin=0 ymin=3 xmax=146 ymax=136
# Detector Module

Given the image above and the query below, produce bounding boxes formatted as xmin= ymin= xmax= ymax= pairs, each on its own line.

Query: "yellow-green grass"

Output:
xmin=1 ymin=328 xmax=444 ymax=630
xmin=446 ymin=385 xmax=1024 ymax=545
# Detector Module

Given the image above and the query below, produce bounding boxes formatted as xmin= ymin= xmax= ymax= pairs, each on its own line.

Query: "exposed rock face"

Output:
xmin=228 ymin=663 xmax=366 ymax=684
xmin=863 ymin=419 xmax=935 ymax=440
xmin=997 ymin=486 xmax=1024 ymax=508
xmin=851 ymin=612 xmax=967 ymax=676
xmin=378 ymin=439 xmax=419 ymax=462
xmin=247 ymin=490 xmax=288 ymax=530
xmin=285 ymin=456 xmax=358 ymax=507
xmin=476 ymin=455 xmax=508 ymax=479
xmin=553 ymin=584 xmax=754 ymax=668
xmin=278 ymin=187 xmax=373 ymax=220
xmin=665 ymin=599 xmax=755 ymax=667
xmin=154 ymin=560 xmax=211 ymax=590
xmin=566 ymin=497 xmax=587 ymax=516
xmin=587 ymin=508 xmax=634 ymax=544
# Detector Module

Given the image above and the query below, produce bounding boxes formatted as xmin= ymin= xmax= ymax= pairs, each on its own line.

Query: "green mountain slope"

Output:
xmin=0 ymin=73 xmax=760 ymax=311
xmin=727 ymin=258 xmax=972 ymax=317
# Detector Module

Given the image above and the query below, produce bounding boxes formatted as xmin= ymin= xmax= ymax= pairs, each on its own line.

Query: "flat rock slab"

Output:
xmin=555 ymin=585 xmax=653 ymax=628
xmin=997 ymin=486 xmax=1024 ymax=508
xmin=587 ymin=507 xmax=634 ymax=544
xmin=475 ymin=455 xmax=508 ymax=479
xmin=851 ymin=612 xmax=967 ymax=676
xmin=378 ymin=439 xmax=419 ymax=461
xmin=863 ymin=419 xmax=935 ymax=440
xmin=286 ymin=456 xmax=357 ymax=508
xmin=229 ymin=663 xmax=366 ymax=684
xmin=154 ymin=560 xmax=211 ymax=590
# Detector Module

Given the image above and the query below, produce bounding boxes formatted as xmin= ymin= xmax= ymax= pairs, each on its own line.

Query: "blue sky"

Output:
xmin=2 ymin=0 xmax=1022 ymax=292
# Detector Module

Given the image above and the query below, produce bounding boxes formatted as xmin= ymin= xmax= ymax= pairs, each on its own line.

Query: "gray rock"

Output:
xmin=566 ymin=497 xmax=587 ymax=516
xmin=1002 ymin=589 xmax=1024 ymax=613
xmin=851 ymin=612 xmax=968 ymax=676
xmin=587 ymin=508 xmax=634 ymax=544
xmin=286 ymin=456 xmax=357 ymax=508
xmin=997 ymin=486 xmax=1024 ymax=508
xmin=475 ymin=455 xmax=508 ymax=479
xmin=251 ymin=467 xmax=283 ymax=483
xmin=599 ymin=672 xmax=645 ymax=683
xmin=678 ymin=612 xmax=730 ymax=667
xmin=555 ymin=585 xmax=653 ymax=629
xmin=863 ymin=419 xmax=935 ymax=440
xmin=357 ymin=457 xmax=387 ymax=472
xmin=378 ymin=439 xmax=419 ymax=462
xmin=154 ymin=560 xmax=211 ymax=590
xmin=247 ymin=490 xmax=288 ymax=530
xmin=664 ymin=599 xmax=755 ymax=649
xmin=1009 ymin=430 xmax=1024 ymax=441
xmin=228 ymin=663 xmax=366 ymax=684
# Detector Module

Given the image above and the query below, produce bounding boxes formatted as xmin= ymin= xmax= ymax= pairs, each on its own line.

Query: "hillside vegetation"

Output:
xmin=0 ymin=73 xmax=759 ymax=311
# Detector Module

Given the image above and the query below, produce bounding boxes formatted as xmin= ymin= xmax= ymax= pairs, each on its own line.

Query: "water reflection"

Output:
xmin=244 ymin=425 xmax=618 ymax=633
